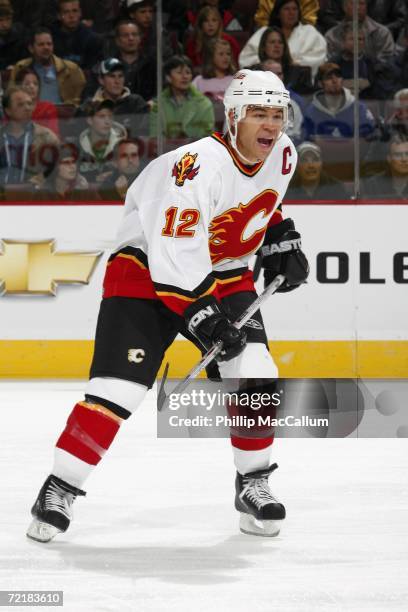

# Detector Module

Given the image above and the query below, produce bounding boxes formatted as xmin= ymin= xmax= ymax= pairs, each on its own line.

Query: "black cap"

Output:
xmin=99 ymin=58 xmax=125 ymax=76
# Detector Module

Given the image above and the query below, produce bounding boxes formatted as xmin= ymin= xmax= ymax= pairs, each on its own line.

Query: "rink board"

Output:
xmin=0 ymin=202 xmax=407 ymax=378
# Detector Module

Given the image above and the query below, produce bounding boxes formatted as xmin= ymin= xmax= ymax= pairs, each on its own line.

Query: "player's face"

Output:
xmin=59 ymin=1 xmax=81 ymax=30
xmin=264 ymin=31 xmax=284 ymax=60
xmin=388 ymin=142 xmax=408 ymax=176
xmin=279 ymin=1 xmax=299 ymax=29
xmin=322 ymin=72 xmax=343 ymax=95
xmin=21 ymin=73 xmax=40 ymax=101
xmin=116 ymin=24 xmax=141 ymax=53
xmin=236 ymin=106 xmax=284 ymax=163
xmin=30 ymin=33 xmax=54 ymax=63
xmin=101 ymin=71 xmax=125 ymax=98
xmin=116 ymin=143 xmax=140 ymax=175
xmin=58 ymin=156 xmax=78 ymax=181
xmin=298 ymin=153 xmax=322 ymax=183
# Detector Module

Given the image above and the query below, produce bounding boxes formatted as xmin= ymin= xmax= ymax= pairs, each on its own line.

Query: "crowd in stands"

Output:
xmin=1 ymin=0 xmax=408 ymax=201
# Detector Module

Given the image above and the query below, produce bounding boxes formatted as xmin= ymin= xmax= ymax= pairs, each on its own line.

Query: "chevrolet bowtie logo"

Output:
xmin=0 ymin=240 xmax=102 ymax=296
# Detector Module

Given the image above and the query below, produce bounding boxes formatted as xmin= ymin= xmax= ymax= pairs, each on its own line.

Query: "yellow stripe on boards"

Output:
xmin=0 ymin=340 xmax=407 ymax=378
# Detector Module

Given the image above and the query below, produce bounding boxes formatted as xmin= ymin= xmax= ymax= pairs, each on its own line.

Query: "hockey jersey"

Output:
xmin=103 ymin=132 xmax=297 ymax=315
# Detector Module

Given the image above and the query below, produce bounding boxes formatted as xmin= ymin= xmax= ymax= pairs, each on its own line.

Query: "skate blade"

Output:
xmin=26 ymin=519 xmax=62 ymax=543
xmin=239 ymin=512 xmax=282 ymax=537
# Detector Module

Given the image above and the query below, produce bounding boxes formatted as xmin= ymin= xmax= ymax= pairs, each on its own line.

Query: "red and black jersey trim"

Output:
xmin=267 ymin=203 xmax=283 ymax=227
xmin=211 ymin=132 xmax=264 ymax=177
xmin=154 ymin=273 xmax=219 ymax=315
xmin=108 ymin=246 xmax=148 ymax=269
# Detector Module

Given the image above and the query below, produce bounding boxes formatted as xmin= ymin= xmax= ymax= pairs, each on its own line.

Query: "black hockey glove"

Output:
xmin=261 ymin=218 xmax=309 ymax=292
xmin=184 ymin=295 xmax=246 ymax=362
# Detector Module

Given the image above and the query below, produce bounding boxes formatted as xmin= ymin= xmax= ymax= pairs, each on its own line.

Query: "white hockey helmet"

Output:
xmin=223 ymin=69 xmax=291 ymax=158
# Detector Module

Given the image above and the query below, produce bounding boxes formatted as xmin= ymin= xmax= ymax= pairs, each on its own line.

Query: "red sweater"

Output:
xmin=32 ymin=101 xmax=60 ymax=137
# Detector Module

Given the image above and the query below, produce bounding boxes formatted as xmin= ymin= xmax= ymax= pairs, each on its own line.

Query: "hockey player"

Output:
xmin=27 ymin=69 xmax=309 ymax=542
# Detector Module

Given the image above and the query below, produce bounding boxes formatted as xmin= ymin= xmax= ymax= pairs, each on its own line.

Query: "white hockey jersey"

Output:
xmin=104 ymin=132 xmax=297 ymax=315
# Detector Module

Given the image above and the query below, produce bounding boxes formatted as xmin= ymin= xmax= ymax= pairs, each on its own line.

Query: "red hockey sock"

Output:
xmin=230 ymin=435 xmax=274 ymax=451
xmin=56 ymin=402 xmax=121 ymax=465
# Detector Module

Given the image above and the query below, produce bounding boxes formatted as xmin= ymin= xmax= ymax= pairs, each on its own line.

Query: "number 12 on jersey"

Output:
xmin=161 ymin=206 xmax=200 ymax=238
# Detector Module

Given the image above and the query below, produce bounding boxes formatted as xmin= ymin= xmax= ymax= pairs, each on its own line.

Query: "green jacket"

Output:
xmin=149 ymin=85 xmax=215 ymax=139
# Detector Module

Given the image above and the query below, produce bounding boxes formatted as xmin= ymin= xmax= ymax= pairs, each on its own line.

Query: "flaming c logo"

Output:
xmin=172 ymin=152 xmax=200 ymax=187
xmin=209 ymin=189 xmax=278 ymax=264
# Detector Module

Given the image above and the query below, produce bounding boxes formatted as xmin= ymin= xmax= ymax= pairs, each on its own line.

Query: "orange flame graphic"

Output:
xmin=209 ymin=190 xmax=278 ymax=264
xmin=172 ymin=152 xmax=200 ymax=187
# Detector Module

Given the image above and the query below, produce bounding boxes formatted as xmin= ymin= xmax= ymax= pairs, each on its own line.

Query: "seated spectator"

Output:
xmin=102 ymin=20 xmax=156 ymax=101
xmin=325 ymin=0 xmax=394 ymax=66
xmin=362 ymin=135 xmax=408 ymax=199
xmin=7 ymin=0 xmax=59 ymax=29
xmin=384 ymin=89 xmax=408 ymax=140
xmin=319 ymin=0 xmax=406 ymax=41
xmin=80 ymin=58 xmax=149 ymax=137
xmin=149 ymin=55 xmax=215 ymax=139
xmin=99 ymin=138 xmax=141 ymax=200
xmin=255 ymin=25 xmax=313 ymax=93
xmin=15 ymin=67 xmax=59 ymax=136
xmin=38 ymin=143 xmax=92 ymax=201
xmin=0 ymin=86 xmax=59 ymax=187
xmin=0 ymin=3 xmax=27 ymax=70
xmin=126 ymin=0 xmax=175 ymax=60
xmin=78 ymin=99 xmax=127 ymax=183
xmin=186 ymin=0 xmax=242 ymax=32
xmin=239 ymin=0 xmax=326 ymax=78
xmin=330 ymin=22 xmax=396 ymax=100
xmin=185 ymin=6 xmax=240 ymax=71
xmin=51 ymin=0 xmax=103 ymax=70
xmin=303 ymin=62 xmax=376 ymax=140
xmin=393 ymin=23 xmax=408 ymax=90
xmin=192 ymin=38 xmax=236 ymax=102
xmin=79 ymin=0 xmax=119 ymax=34
xmin=10 ymin=27 xmax=86 ymax=106
xmin=255 ymin=0 xmax=319 ymax=27
xmin=286 ymin=141 xmax=348 ymax=199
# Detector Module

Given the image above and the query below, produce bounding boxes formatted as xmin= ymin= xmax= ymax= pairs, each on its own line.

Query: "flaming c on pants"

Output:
xmin=172 ymin=152 xmax=200 ymax=187
xmin=209 ymin=189 xmax=278 ymax=264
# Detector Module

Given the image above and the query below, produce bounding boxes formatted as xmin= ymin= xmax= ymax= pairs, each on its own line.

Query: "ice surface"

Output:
xmin=1 ymin=382 xmax=407 ymax=612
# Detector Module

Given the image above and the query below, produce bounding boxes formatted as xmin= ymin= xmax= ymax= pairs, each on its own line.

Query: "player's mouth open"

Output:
xmin=257 ymin=138 xmax=273 ymax=148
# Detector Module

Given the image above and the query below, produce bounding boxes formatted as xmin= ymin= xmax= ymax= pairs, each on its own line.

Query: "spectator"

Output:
xmin=303 ymin=62 xmax=376 ymax=140
xmin=0 ymin=86 xmax=59 ymax=187
xmin=78 ymin=99 xmax=127 ymax=183
xmin=126 ymin=0 xmax=175 ymax=60
xmin=362 ymin=135 xmax=408 ymax=199
xmin=186 ymin=0 xmax=242 ymax=32
xmin=15 ymin=67 xmax=59 ymax=137
xmin=239 ymin=0 xmax=327 ymax=78
xmin=256 ymin=25 xmax=313 ymax=93
xmin=103 ymin=20 xmax=157 ymax=101
xmin=185 ymin=5 xmax=240 ymax=71
xmin=286 ymin=141 xmax=348 ymax=198
xmin=149 ymin=55 xmax=215 ymax=139
xmin=51 ymin=0 xmax=103 ymax=70
xmin=393 ymin=23 xmax=408 ymax=90
xmin=319 ymin=0 xmax=406 ymax=41
xmin=256 ymin=59 xmax=304 ymax=143
xmin=80 ymin=0 xmax=120 ymax=34
xmin=39 ymin=143 xmax=92 ymax=201
xmin=10 ymin=27 xmax=86 ymax=106
xmin=255 ymin=0 xmax=319 ymax=27
xmin=384 ymin=89 xmax=408 ymax=140
xmin=99 ymin=138 xmax=141 ymax=200
xmin=325 ymin=0 xmax=394 ymax=66
xmin=81 ymin=58 xmax=149 ymax=137
xmin=192 ymin=38 xmax=236 ymax=101
xmin=0 ymin=3 xmax=27 ymax=70
xmin=331 ymin=22 xmax=396 ymax=100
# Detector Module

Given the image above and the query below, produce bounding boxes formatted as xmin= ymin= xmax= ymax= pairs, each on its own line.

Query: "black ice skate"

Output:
xmin=235 ymin=463 xmax=285 ymax=537
xmin=26 ymin=475 xmax=86 ymax=543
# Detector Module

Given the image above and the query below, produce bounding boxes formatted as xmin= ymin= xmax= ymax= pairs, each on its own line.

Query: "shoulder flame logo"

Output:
xmin=172 ymin=152 xmax=200 ymax=187
xmin=209 ymin=190 xmax=278 ymax=264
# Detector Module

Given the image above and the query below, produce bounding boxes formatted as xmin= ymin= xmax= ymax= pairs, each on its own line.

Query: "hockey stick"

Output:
xmin=157 ymin=274 xmax=285 ymax=411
